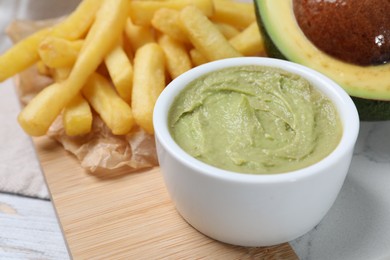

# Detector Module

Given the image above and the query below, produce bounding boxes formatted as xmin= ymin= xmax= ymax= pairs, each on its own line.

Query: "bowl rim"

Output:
xmin=153 ymin=57 xmax=360 ymax=184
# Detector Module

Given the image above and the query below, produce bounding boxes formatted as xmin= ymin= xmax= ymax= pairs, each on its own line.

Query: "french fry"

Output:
xmin=0 ymin=0 xmax=103 ymax=82
xmin=18 ymin=0 xmax=129 ymax=136
xmin=215 ymin=22 xmax=240 ymax=39
xmin=36 ymin=60 xmax=51 ymax=76
xmin=50 ymin=0 xmax=104 ymax=40
xmin=121 ymin=33 xmax=134 ymax=61
xmin=211 ymin=0 xmax=255 ymax=29
xmin=104 ymin=42 xmax=133 ymax=104
xmin=151 ymin=8 xmax=189 ymax=44
xmin=132 ymin=43 xmax=165 ymax=134
xmin=51 ymin=67 xmax=72 ymax=82
xmin=82 ymin=73 xmax=134 ymax=135
xmin=229 ymin=22 xmax=265 ymax=56
xmin=124 ymin=17 xmax=155 ymax=51
xmin=179 ymin=5 xmax=242 ymax=62
xmin=0 ymin=28 xmax=50 ymax=82
xmin=62 ymin=93 xmax=93 ymax=136
xmin=18 ymin=82 xmax=69 ymax=136
xmin=38 ymin=37 xmax=83 ymax=68
xmin=189 ymin=48 xmax=208 ymax=66
xmin=129 ymin=0 xmax=214 ymax=26
xmin=158 ymin=34 xmax=192 ymax=79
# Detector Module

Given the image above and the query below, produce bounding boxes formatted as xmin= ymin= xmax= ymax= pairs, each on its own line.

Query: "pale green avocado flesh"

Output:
xmin=254 ymin=0 xmax=390 ymax=121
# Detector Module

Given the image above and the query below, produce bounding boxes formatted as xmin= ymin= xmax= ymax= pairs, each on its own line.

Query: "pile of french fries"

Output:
xmin=0 ymin=0 xmax=264 ymax=138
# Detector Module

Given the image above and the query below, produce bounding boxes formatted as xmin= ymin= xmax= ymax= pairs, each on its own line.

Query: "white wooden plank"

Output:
xmin=0 ymin=193 xmax=69 ymax=259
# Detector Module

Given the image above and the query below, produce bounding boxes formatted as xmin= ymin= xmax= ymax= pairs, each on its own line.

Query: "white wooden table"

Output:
xmin=0 ymin=193 xmax=69 ymax=259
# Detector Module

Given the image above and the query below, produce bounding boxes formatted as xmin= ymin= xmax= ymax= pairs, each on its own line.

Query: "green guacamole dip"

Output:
xmin=168 ymin=66 xmax=342 ymax=174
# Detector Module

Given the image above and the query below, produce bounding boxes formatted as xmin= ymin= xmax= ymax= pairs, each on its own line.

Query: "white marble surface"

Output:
xmin=291 ymin=121 xmax=390 ymax=260
xmin=1 ymin=0 xmax=390 ymax=259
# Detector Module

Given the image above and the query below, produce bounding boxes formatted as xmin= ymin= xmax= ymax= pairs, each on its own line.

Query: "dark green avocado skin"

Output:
xmin=254 ymin=1 xmax=286 ymax=60
xmin=254 ymin=0 xmax=390 ymax=121
xmin=352 ymin=97 xmax=390 ymax=121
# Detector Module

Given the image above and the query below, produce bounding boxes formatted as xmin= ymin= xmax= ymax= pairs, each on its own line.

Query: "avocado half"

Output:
xmin=254 ymin=0 xmax=390 ymax=120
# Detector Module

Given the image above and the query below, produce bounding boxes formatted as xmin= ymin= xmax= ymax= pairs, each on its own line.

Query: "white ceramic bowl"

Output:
xmin=153 ymin=57 xmax=360 ymax=247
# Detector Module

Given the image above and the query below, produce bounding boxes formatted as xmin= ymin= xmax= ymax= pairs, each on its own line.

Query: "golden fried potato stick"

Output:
xmin=179 ymin=5 xmax=242 ymax=62
xmin=51 ymin=67 xmax=72 ymax=82
xmin=104 ymin=42 xmax=133 ymax=104
xmin=158 ymin=34 xmax=192 ymax=79
xmin=38 ymin=37 xmax=83 ymax=68
xmin=229 ymin=22 xmax=265 ymax=56
xmin=18 ymin=82 xmax=67 ymax=136
xmin=18 ymin=0 xmax=130 ymax=136
xmin=129 ymin=0 xmax=214 ymax=26
xmin=151 ymin=8 xmax=190 ymax=44
xmin=62 ymin=93 xmax=93 ymax=136
xmin=0 ymin=28 xmax=50 ymax=82
xmin=124 ymin=17 xmax=155 ymax=51
xmin=36 ymin=60 xmax=51 ymax=76
xmin=215 ymin=22 xmax=240 ymax=39
xmin=189 ymin=48 xmax=208 ymax=66
xmin=82 ymin=73 xmax=134 ymax=135
xmin=121 ymin=33 xmax=134 ymax=62
xmin=211 ymin=0 xmax=256 ymax=29
xmin=50 ymin=0 xmax=104 ymax=40
xmin=132 ymin=43 xmax=165 ymax=134
xmin=0 ymin=0 xmax=103 ymax=82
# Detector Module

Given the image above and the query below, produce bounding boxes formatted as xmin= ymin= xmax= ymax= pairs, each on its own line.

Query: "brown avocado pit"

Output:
xmin=293 ymin=0 xmax=390 ymax=66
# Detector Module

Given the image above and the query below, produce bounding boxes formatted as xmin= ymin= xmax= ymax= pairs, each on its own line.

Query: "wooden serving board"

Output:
xmin=33 ymin=136 xmax=298 ymax=259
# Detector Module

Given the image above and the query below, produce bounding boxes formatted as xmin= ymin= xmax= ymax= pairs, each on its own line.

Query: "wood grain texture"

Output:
xmin=33 ymin=136 xmax=298 ymax=259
